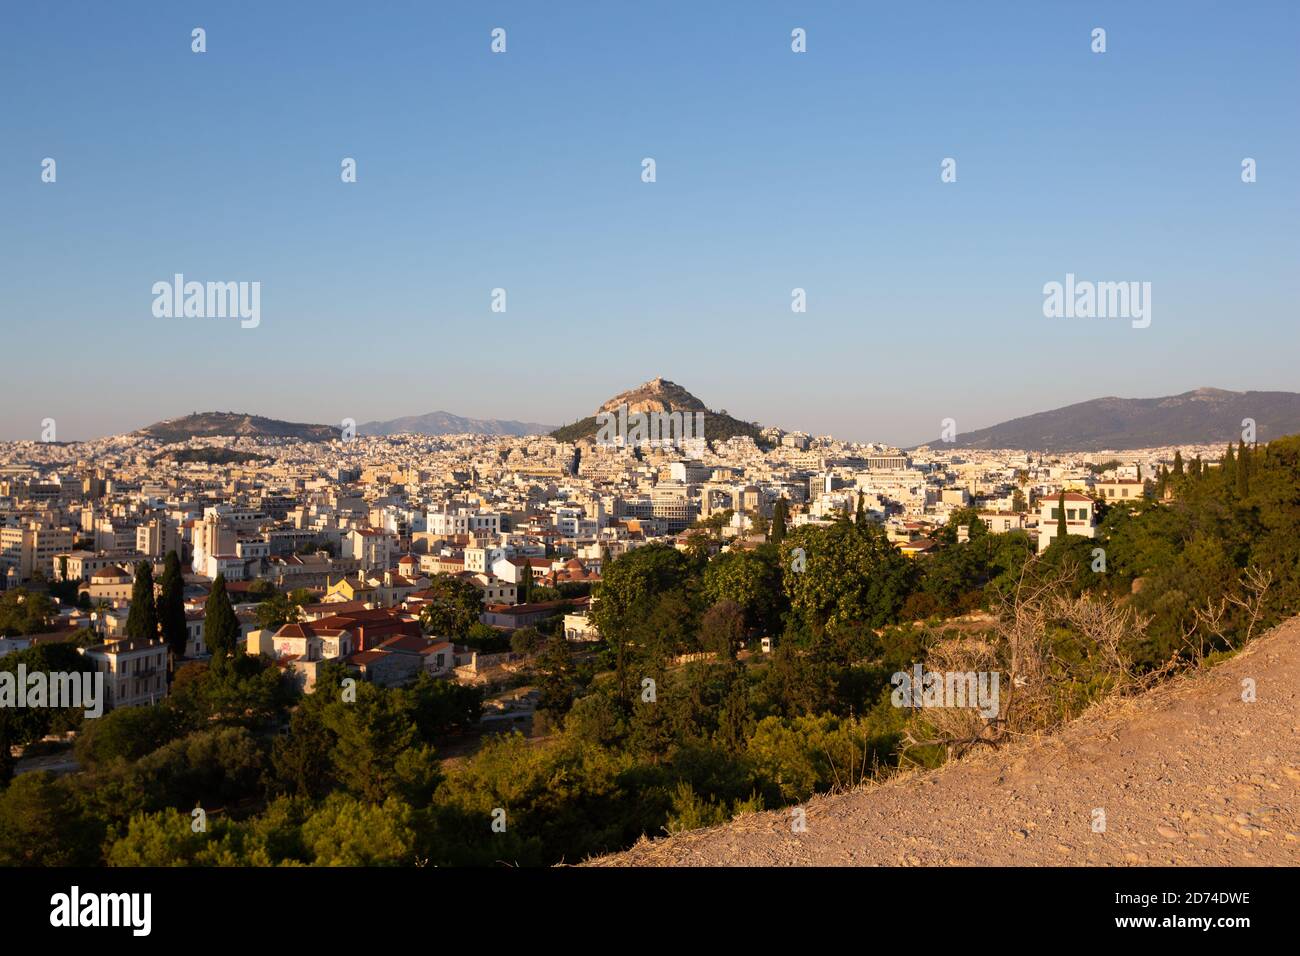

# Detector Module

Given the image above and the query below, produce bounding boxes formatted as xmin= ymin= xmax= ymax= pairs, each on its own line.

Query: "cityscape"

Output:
xmin=0 ymin=0 xmax=1295 ymax=938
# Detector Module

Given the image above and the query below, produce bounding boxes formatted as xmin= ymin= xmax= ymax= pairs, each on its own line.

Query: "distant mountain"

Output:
xmin=551 ymin=377 xmax=764 ymax=444
xmin=138 ymin=412 xmax=339 ymax=442
xmin=357 ymin=411 xmax=555 ymax=437
xmin=919 ymin=388 xmax=1300 ymax=451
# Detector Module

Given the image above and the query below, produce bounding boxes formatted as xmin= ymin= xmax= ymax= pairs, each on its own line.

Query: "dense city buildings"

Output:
xmin=0 ymin=420 xmax=1222 ymax=713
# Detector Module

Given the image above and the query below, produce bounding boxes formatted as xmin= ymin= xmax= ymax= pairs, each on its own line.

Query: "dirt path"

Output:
xmin=593 ymin=617 xmax=1300 ymax=866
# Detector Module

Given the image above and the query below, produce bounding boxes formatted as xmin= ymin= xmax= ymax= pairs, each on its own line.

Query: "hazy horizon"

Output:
xmin=4 ymin=381 xmax=1293 ymax=451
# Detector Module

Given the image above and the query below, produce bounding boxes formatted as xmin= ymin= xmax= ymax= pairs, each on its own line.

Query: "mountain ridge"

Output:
xmin=357 ymin=411 xmax=554 ymax=437
xmin=915 ymin=388 xmax=1300 ymax=451
xmin=137 ymin=412 xmax=339 ymax=442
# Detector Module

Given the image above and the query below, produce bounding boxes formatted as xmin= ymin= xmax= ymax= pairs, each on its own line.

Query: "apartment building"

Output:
xmin=344 ymin=527 xmax=398 ymax=572
xmin=136 ymin=517 xmax=180 ymax=558
xmin=81 ymin=638 xmax=169 ymax=709
xmin=0 ymin=521 xmax=75 ymax=581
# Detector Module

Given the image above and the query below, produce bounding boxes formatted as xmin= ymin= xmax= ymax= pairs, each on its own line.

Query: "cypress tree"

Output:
xmin=1173 ymin=450 xmax=1184 ymax=475
xmin=1222 ymin=443 xmax=1236 ymax=491
xmin=204 ymin=573 xmax=240 ymax=662
xmin=517 ymin=565 xmax=531 ymax=604
xmin=124 ymin=561 xmax=159 ymax=642
xmin=157 ymin=550 xmax=188 ymax=664
xmin=1237 ymin=439 xmax=1250 ymax=497
xmin=771 ymin=497 xmax=788 ymax=545
xmin=855 ymin=491 xmax=867 ymax=526
xmin=1055 ymin=491 xmax=1068 ymax=545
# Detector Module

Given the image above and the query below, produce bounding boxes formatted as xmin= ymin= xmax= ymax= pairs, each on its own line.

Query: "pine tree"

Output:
xmin=124 ymin=561 xmax=158 ymax=642
xmin=1055 ymin=491 xmax=1068 ymax=545
xmin=771 ymin=498 xmax=788 ymax=545
xmin=156 ymin=550 xmax=187 ymax=665
xmin=204 ymin=573 xmax=240 ymax=662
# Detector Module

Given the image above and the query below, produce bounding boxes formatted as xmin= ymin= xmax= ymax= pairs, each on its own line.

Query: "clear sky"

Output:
xmin=2 ymin=1 xmax=1297 ymax=445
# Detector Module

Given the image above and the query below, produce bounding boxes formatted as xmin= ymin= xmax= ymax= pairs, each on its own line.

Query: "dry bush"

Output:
xmin=1184 ymin=566 xmax=1274 ymax=661
xmin=904 ymin=559 xmax=1147 ymax=758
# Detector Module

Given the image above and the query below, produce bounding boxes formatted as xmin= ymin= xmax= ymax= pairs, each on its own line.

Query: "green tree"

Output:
xmin=1236 ymin=438 xmax=1250 ymax=498
xmin=770 ymin=497 xmax=789 ymax=544
xmin=701 ymin=546 xmax=785 ymax=635
xmin=418 ymin=576 xmax=484 ymax=638
xmin=780 ymin=521 xmax=915 ymax=632
xmin=536 ymin=634 xmax=576 ymax=715
xmin=301 ymin=794 xmax=418 ymax=866
xmin=0 ymin=772 xmax=103 ymax=866
xmin=203 ymin=573 xmax=240 ymax=662
xmin=406 ymin=673 xmax=483 ymax=739
xmin=589 ymin=544 xmax=696 ymax=708
xmin=0 ymin=589 xmax=57 ymax=637
xmin=320 ymin=684 xmax=432 ymax=803
xmin=124 ymin=561 xmax=158 ymax=642
xmin=271 ymin=709 xmax=336 ymax=799
xmin=255 ymin=591 xmax=306 ymax=630
xmin=74 ymin=703 xmax=180 ymax=769
xmin=1 ymin=644 xmax=97 ymax=752
xmin=1011 ymin=488 xmax=1027 ymax=513
xmin=157 ymin=550 xmax=188 ymax=664
xmin=510 ymin=625 xmax=544 ymax=655
xmin=1055 ymin=491 xmax=1068 ymax=543
xmin=700 ymin=600 xmax=745 ymax=659
xmin=132 ymin=725 xmax=267 ymax=810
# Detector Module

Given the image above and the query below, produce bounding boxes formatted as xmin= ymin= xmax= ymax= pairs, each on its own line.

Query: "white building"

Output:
xmin=1037 ymin=492 xmax=1098 ymax=552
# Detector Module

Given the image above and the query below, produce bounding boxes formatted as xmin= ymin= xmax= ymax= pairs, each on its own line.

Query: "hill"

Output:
xmin=148 ymin=447 xmax=273 ymax=465
xmin=357 ymin=411 xmax=554 ymax=437
xmin=137 ymin=412 xmax=339 ymax=442
xmin=551 ymin=377 xmax=764 ymax=445
xmin=918 ymin=388 xmax=1300 ymax=451
xmin=591 ymin=617 xmax=1300 ymax=866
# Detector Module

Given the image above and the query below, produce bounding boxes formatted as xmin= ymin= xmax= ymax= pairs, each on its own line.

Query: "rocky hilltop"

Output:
xmin=552 ymin=377 xmax=763 ymax=445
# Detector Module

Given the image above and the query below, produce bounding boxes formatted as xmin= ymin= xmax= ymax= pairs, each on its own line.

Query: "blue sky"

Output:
xmin=1 ymin=1 xmax=1297 ymax=444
